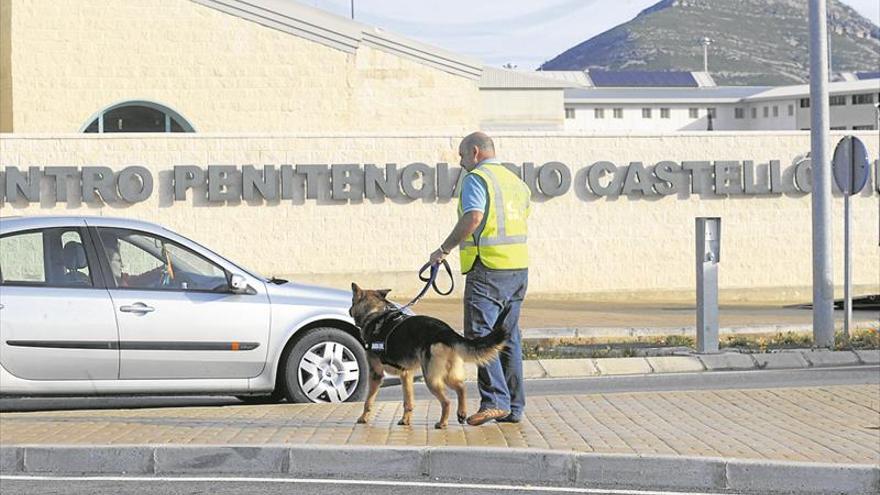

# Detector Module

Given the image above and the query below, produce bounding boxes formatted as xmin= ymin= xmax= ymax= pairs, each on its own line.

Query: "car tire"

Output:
xmin=283 ymin=327 xmax=367 ymax=404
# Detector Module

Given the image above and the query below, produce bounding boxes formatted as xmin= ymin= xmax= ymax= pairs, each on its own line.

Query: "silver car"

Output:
xmin=0 ymin=215 xmax=366 ymax=404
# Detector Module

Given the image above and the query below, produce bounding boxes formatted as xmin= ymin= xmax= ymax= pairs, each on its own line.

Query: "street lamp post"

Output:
xmin=700 ymin=37 xmax=712 ymax=73
xmin=809 ymin=0 xmax=834 ymax=348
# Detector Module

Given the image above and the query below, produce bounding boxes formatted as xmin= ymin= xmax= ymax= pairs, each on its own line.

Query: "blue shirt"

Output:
xmin=460 ymin=158 xmax=500 ymax=214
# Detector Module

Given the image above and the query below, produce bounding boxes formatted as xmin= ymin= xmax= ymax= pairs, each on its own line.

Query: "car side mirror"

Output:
xmin=229 ymin=273 xmax=256 ymax=295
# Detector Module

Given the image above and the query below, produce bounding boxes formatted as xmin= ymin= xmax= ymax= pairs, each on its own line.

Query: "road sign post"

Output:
xmin=832 ymin=135 xmax=870 ymax=345
xmin=696 ymin=217 xmax=721 ymax=353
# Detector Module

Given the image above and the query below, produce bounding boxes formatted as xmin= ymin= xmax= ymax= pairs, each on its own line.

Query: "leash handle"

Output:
xmin=400 ymin=259 xmax=454 ymax=310
xmin=418 ymin=259 xmax=454 ymax=296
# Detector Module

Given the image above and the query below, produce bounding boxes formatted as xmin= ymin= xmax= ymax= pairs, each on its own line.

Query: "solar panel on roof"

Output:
xmin=589 ymin=70 xmax=698 ymax=88
xmin=562 ymin=86 xmax=770 ymax=101
xmin=855 ymin=71 xmax=880 ymax=80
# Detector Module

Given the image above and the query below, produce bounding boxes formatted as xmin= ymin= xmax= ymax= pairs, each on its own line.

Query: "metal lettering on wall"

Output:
xmin=1 ymin=160 xmax=878 ymax=205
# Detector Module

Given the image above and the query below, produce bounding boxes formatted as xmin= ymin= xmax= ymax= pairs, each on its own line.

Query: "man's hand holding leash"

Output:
xmin=429 ymin=245 xmax=448 ymax=265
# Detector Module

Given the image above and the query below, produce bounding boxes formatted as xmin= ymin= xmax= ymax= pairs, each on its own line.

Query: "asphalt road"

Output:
xmin=0 ymin=476 xmax=745 ymax=495
xmin=1 ymin=365 xmax=877 ymax=413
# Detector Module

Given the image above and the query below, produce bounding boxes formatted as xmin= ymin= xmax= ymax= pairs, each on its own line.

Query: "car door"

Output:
xmin=0 ymin=224 xmax=119 ymax=380
xmin=93 ymin=226 xmax=270 ymax=379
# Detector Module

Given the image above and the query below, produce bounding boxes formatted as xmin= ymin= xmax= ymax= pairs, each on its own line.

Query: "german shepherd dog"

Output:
xmin=350 ymin=283 xmax=508 ymax=429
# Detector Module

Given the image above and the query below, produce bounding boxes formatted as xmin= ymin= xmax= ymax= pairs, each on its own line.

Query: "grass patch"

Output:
xmin=836 ymin=327 xmax=880 ymax=349
xmin=663 ymin=334 xmax=695 ymax=347
xmin=522 ymin=326 xmax=879 ymax=359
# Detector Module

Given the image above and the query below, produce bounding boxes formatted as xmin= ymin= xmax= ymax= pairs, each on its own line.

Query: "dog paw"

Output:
xmin=356 ymin=417 xmax=367 ymax=424
xmin=397 ymin=419 xmax=410 ymax=426
xmin=457 ymin=413 xmax=467 ymax=424
xmin=434 ymin=422 xmax=447 ymax=430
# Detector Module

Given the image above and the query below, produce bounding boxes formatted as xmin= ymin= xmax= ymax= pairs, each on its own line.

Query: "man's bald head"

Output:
xmin=458 ymin=132 xmax=495 ymax=170
xmin=461 ymin=132 xmax=495 ymax=155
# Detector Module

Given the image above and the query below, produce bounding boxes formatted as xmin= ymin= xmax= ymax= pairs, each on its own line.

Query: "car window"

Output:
xmin=119 ymin=234 xmax=165 ymax=276
xmin=97 ymin=227 xmax=228 ymax=292
xmin=0 ymin=232 xmax=45 ymax=283
xmin=0 ymin=228 xmax=93 ymax=287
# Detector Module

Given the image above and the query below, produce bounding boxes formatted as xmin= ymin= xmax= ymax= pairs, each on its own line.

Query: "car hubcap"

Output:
xmin=298 ymin=341 xmax=360 ymax=403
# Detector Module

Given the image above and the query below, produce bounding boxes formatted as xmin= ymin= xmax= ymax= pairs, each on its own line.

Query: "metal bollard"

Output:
xmin=696 ymin=217 xmax=721 ymax=353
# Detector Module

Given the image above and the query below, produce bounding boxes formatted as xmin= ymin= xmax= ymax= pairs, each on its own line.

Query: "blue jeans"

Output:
xmin=463 ymin=259 xmax=528 ymax=416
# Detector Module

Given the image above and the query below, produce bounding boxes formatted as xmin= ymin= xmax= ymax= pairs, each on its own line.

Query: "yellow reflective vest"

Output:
xmin=458 ymin=161 xmax=531 ymax=274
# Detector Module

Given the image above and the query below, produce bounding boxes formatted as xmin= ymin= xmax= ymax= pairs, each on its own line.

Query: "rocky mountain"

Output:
xmin=539 ymin=0 xmax=880 ymax=86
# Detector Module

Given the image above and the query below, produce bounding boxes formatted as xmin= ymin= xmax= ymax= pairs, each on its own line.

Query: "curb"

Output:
xmin=516 ymin=349 xmax=877 ymax=379
xmin=382 ymin=349 xmax=880 ymax=387
xmin=1 ymin=445 xmax=877 ymax=494
xmin=381 ymin=350 xmax=877 ymax=385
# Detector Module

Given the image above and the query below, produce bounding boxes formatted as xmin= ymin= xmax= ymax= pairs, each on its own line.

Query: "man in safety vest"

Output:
xmin=429 ymin=131 xmax=530 ymax=426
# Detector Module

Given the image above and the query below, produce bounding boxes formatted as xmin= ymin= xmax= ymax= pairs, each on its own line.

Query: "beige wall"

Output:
xmin=0 ymin=0 xmax=478 ymax=134
xmin=2 ymin=131 xmax=878 ymax=304
xmin=0 ymin=0 xmax=12 ymax=133
xmin=481 ymin=89 xmax=564 ymax=130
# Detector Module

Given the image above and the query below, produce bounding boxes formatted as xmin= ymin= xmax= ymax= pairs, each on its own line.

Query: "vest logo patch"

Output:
xmin=370 ymin=342 xmax=385 ymax=351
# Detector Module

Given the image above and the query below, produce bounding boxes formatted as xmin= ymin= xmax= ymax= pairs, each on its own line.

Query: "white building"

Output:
xmin=746 ymin=79 xmax=880 ymax=131
xmin=562 ymin=86 xmax=768 ymax=132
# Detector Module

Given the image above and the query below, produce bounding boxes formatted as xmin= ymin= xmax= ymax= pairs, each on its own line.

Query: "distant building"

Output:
xmin=479 ymin=69 xmax=880 ymax=132
xmin=478 ymin=67 xmax=571 ymax=131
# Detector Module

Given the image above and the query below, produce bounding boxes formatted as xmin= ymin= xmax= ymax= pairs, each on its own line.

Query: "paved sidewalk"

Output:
xmin=3 ymin=384 xmax=878 ymax=493
xmin=2 ymin=384 xmax=877 ymax=465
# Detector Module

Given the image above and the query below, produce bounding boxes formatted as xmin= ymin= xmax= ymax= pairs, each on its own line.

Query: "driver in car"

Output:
xmin=103 ymin=238 xmax=170 ymax=289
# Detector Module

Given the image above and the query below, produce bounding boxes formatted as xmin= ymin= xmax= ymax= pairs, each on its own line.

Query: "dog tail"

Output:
xmin=454 ymin=305 xmax=511 ymax=366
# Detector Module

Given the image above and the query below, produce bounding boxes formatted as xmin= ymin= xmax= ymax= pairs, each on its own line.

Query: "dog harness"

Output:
xmin=361 ymin=309 xmax=412 ymax=370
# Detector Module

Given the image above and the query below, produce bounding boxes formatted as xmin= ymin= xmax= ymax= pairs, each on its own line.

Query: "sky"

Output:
xmin=307 ymin=0 xmax=880 ymax=70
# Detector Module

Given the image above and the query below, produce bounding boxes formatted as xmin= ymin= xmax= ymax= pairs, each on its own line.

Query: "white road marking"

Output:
xmin=0 ymin=475 xmax=739 ymax=495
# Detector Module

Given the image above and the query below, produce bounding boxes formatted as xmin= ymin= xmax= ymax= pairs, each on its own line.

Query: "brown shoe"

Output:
xmin=466 ymin=408 xmax=510 ymax=426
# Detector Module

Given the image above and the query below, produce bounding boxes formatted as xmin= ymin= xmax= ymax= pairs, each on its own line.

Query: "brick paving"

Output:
xmin=2 ymin=384 xmax=878 ymax=465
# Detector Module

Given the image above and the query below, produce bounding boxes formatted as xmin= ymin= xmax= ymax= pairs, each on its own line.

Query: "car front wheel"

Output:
xmin=283 ymin=328 xmax=367 ymax=404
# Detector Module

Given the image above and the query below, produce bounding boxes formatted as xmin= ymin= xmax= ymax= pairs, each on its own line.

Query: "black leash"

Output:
xmin=399 ymin=259 xmax=454 ymax=310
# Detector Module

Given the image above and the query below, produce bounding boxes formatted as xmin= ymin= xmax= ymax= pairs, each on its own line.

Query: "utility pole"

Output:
xmin=809 ymin=0 xmax=834 ymax=348
xmin=350 ymin=0 xmax=354 ymax=19
xmin=700 ymin=37 xmax=712 ymax=73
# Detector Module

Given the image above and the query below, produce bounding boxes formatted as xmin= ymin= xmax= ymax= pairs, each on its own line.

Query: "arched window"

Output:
xmin=81 ymin=101 xmax=195 ymax=133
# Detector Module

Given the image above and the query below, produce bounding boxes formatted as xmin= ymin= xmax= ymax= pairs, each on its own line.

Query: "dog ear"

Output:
xmin=377 ymin=289 xmax=391 ymax=299
xmin=351 ymin=283 xmax=362 ymax=295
